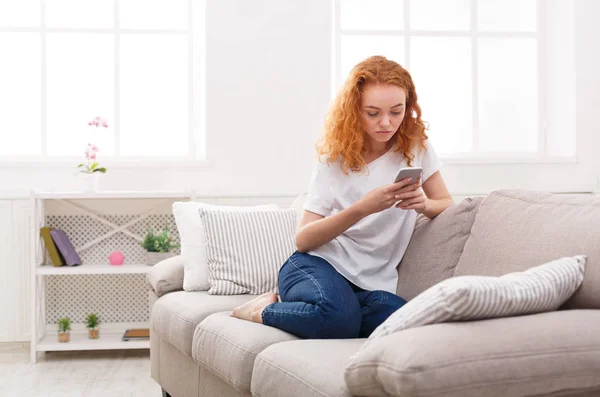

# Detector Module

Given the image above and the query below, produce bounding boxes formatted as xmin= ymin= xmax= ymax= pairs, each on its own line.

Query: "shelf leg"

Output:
xmin=30 ymin=345 xmax=37 ymax=364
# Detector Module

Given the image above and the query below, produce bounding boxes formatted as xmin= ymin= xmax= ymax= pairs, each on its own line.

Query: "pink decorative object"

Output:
xmin=109 ymin=251 xmax=125 ymax=265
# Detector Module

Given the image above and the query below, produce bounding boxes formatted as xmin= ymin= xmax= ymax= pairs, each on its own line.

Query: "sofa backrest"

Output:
xmin=453 ymin=189 xmax=600 ymax=309
xmin=396 ymin=196 xmax=484 ymax=301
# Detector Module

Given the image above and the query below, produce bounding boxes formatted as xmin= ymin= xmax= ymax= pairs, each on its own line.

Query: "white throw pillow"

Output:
xmin=353 ymin=255 xmax=586 ymax=358
xmin=199 ymin=207 xmax=297 ymax=295
xmin=173 ymin=201 xmax=277 ymax=291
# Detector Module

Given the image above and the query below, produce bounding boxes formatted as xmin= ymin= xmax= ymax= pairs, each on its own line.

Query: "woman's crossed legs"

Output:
xmin=231 ymin=251 xmax=406 ymax=339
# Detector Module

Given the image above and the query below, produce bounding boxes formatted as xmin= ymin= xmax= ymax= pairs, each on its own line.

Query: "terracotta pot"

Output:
xmin=58 ymin=331 xmax=70 ymax=343
xmin=88 ymin=328 xmax=100 ymax=339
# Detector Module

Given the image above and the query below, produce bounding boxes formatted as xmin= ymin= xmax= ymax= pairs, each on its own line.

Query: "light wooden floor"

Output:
xmin=0 ymin=343 xmax=161 ymax=397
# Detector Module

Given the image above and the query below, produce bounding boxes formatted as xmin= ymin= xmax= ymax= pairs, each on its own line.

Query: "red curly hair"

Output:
xmin=317 ymin=56 xmax=429 ymax=173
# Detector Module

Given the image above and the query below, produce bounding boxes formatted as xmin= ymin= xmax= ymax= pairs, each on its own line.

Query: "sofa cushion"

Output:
xmin=359 ymin=255 xmax=585 ymax=356
xmin=345 ymin=310 xmax=600 ymax=397
xmin=192 ymin=312 xmax=298 ymax=393
xmin=199 ymin=207 xmax=297 ymax=295
xmin=396 ymin=196 xmax=484 ymax=301
xmin=146 ymin=254 xmax=184 ymax=297
xmin=252 ymin=339 xmax=363 ymax=397
xmin=454 ymin=189 xmax=600 ymax=309
xmin=173 ymin=201 xmax=278 ymax=292
xmin=151 ymin=291 xmax=256 ymax=356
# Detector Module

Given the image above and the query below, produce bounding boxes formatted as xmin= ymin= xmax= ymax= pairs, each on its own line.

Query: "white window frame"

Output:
xmin=0 ymin=0 xmax=208 ymax=168
xmin=334 ymin=0 xmax=567 ymax=165
xmin=334 ymin=0 xmax=599 ymax=194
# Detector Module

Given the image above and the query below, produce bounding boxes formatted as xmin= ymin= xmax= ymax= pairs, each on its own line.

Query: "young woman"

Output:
xmin=231 ymin=56 xmax=454 ymax=339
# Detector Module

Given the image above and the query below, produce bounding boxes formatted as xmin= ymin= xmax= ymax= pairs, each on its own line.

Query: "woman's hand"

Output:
xmin=355 ymin=177 xmax=420 ymax=216
xmin=394 ymin=177 xmax=427 ymax=213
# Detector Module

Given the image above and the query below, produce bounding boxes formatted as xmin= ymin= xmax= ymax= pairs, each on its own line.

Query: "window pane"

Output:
xmin=340 ymin=0 xmax=404 ymax=31
xmin=46 ymin=34 xmax=114 ymax=156
xmin=340 ymin=36 xmax=404 ymax=83
xmin=478 ymin=0 xmax=536 ymax=32
xmin=411 ymin=37 xmax=472 ymax=154
xmin=411 ymin=0 xmax=471 ymax=31
xmin=478 ymin=38 xmax=537 ymax=153
xmin=120 ymin=35 xmax=188 ymax=156
xmin=0 ymin=0 xmax=39 ymax=28
xmin=120 ymin=0 xmax=188 ymax=30
xmin=0 ymin=33 xmax=41 ymax=156
xmin=46 ymin=0 xmax=114 ymax=29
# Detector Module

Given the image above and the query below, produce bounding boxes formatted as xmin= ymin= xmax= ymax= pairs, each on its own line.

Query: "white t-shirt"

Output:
xmin=303 ymin=139 xmax=443 ymax=294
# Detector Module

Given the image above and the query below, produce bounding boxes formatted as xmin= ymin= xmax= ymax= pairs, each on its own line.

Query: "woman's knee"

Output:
xmin=365 ymin=291 xmax=406 ymax=316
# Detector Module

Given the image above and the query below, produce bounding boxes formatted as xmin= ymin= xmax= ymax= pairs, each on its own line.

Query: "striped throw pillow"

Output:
xmin=199 ymin=207 xmax=297 ymax=295
xmin=353 ymin=255 xmax=586 ymax=357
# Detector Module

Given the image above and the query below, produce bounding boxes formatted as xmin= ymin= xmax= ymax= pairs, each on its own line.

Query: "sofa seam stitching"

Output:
xmin=254 ymin=355 xmax=332 ymax=397
xmin=348 ymin=368 xmax=600 ymax=397
xmin=490 ymin=190 xmax=600 ymax=207
xmin=153 ymin=301 xmax=199 ymax=356
xmin=195 ymin=355 xmax=251 ymax=392
xmin=194 ymin=324 xmax=292 ymax=393
xmin=348 ymin=345 xmax=600 ymax=372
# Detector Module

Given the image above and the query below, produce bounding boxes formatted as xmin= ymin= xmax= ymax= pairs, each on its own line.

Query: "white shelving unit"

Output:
xmin=29 ymin=190 xmax=193 ymax=363
xmin=36 ymin=263 xmax=150 ymax=275
xmin=38 ymin=322 xmax=151 ymax=352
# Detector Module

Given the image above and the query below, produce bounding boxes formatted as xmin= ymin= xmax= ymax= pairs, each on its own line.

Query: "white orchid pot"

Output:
xmin=79 ymin=172 xmax=100 ymax=192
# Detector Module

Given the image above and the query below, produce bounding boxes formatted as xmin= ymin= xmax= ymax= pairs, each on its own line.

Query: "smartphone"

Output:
xmin=394 ymin=167 xmax=423 ymax=184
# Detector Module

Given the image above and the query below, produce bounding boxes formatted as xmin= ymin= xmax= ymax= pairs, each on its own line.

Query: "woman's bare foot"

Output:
xmin=230 ymin=292 xmax=278 ymax=323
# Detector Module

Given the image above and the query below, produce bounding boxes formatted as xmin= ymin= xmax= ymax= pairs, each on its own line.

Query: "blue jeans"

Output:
xmin=262 ymin=251 xmax=407 ymax=339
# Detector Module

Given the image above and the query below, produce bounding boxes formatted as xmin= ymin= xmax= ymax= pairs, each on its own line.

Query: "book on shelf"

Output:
xmin=49 ymin=229 xmax=82 ymax=266
xmin=122 ymin=328 xmax=150 ymax=341
xmin=40 ymin=227 xmax=65 ymax=267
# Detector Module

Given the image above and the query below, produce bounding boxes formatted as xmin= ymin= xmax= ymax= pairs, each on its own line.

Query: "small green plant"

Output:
xmin=141 ymin=227 xmax=179 ymax=253
xmin=57 ymin=317 xmax=71 ymax=333
xmin=85 ymin=313 xmax=100 ymax=329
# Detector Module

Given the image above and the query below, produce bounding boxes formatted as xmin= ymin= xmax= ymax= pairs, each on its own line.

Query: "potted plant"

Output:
xmin=141 ymin=226 xmax=179 ymax=265
xmin=75 ymin=117 xmax=109 ymax=192
xmin=86 ymin=313 xmax=100 ymax=339
xmin=57 ymin=317 xmax=71 ymax=343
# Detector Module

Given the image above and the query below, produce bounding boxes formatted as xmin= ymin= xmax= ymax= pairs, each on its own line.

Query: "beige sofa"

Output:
xmin=147 ymin=190 xmax=600 ymax=397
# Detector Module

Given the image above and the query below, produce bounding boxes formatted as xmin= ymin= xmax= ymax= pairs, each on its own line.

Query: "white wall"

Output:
xmin=575 ymin=0 xmax=600 ymax=194
xmin=0 ymin=0 xmax=332 ymax=197
xmin=0 ymin=199 xmax=31 ymax=342
xmin=0 ymin=0 xmax=598 ymax=197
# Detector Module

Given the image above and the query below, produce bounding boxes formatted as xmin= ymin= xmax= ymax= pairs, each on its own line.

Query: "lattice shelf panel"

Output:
xmin=42 ymin=213 xmax=181 ymax=325
xmin=45 ymin=274 xmax=149 ymax=324
xmin=44 ymin=214 xmax=180 ymax=265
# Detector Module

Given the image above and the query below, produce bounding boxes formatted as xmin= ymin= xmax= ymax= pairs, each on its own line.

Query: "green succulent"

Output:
xmin=141 ymin=227 xmax=179 ymax=253
xmin=57 ymin=317 xmax=71 ymax=333
xmin=85 ymin=313 xmax=100 ymax=329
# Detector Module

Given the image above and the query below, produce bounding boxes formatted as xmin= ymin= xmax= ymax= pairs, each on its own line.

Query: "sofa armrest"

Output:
xmin=146 ymin=255 xmax=184 ymax=297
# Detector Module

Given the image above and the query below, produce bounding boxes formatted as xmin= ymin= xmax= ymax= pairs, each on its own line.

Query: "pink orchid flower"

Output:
xmin=88 ymin=116 xmax=109 ymax=128
xmin=77 ymin=118 xmax=108 ymax=175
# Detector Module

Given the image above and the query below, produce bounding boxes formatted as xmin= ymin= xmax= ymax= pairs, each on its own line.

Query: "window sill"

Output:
xmin=0 ymin=158 xmax=213 ymax=170
xmin=439 ymin=155 xmax=577 ymax=165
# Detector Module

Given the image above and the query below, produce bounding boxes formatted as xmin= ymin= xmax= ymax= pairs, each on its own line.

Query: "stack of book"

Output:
xmin=122 ymin=328 xmax=150 ymax=341
xmin=40 ymin=227 xmax=82 ymax=266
